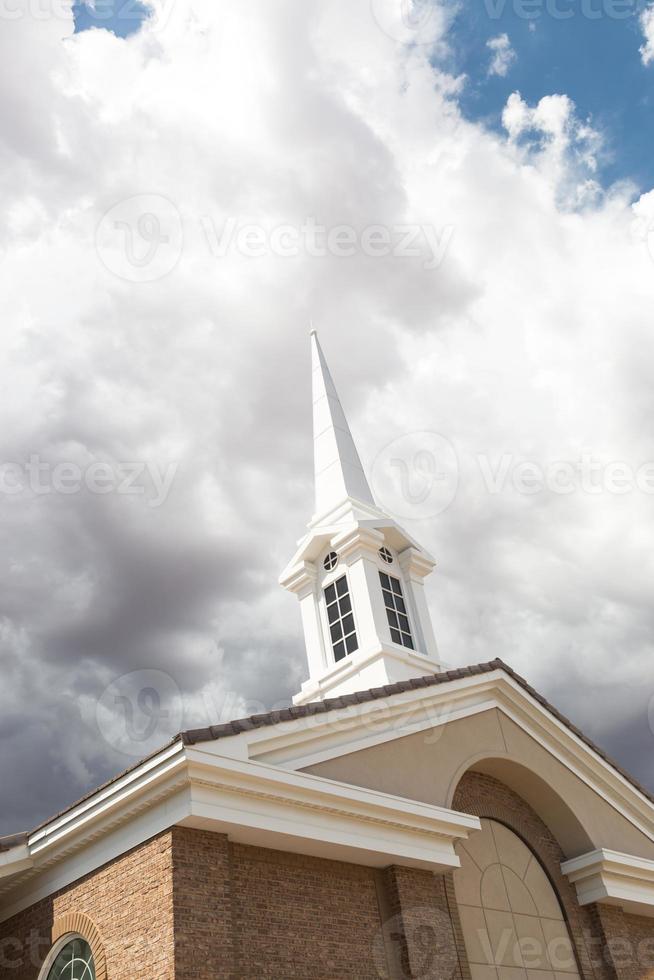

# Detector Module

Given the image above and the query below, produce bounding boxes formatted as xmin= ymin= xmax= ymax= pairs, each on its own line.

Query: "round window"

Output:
xmin=379 ymin=546 xmax=393 ymax=564
xmin=323 ymin=551 xmax=339 ymax=571
xmin=45 ymin=938 xmax=95 ymax=980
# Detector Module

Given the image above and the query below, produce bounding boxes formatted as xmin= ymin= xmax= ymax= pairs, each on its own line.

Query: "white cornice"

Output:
xmin=0 ymin=739 xmax=479 ymax=923
xmin=184 ymin=748 xmax=479 ymax=870
xmin=279 ymin=559 xmax=317 ymax=596
xmin=398 ymin=546 xmax=436 ymax=580
xmin=3 ymin=667 xmax=654 ymax=924
xmin=562 ymin=848 xmax=654 ymax=917
xmin=331 ymin=524 xmax=385 ymax=562
xmin=203 ymin=670 xmax=654 ymax=846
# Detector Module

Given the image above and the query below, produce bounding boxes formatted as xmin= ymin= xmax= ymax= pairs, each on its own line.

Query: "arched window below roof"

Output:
xmin=40 ymin=935 xmax=95 ymax=980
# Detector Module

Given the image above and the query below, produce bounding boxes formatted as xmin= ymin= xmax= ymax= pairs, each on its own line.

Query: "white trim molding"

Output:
xmin=3 ymin=665 xmax=654 ymax=925
xmin=0 ymin=740 xmax=479 ymax=924
xmin=205 ymin=668 xmax=654 ymax=848
xmin=562 ymin=848 xmax=654 ymax=917
xmin=184 ymin=747 xmax=479 ymax=871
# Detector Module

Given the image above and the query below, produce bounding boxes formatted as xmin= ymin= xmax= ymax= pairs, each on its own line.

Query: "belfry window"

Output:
xmin=379 ymin=571 xmax=414 ymax=649
xmin=324 ymin=575 xmax=358 ymax=662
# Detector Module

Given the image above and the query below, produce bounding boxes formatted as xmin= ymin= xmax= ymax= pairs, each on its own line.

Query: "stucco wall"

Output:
xmin=304 ymin=707 xmax=654 ymax=860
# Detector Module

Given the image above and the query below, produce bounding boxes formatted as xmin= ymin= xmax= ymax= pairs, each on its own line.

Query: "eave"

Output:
xmin=562 ymin=848 xmax=654 ymax=917
xmin=0 ymin=741 xmax=478 ymax=923
xmin=188 ymin=667 xmax=654 ymax=847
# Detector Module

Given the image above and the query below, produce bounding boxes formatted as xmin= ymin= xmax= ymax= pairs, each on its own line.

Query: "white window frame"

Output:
xmin=374 ymin=547 xmax=416 ymax=650
xmin=319 ymin=555 xmax=359 ymax=665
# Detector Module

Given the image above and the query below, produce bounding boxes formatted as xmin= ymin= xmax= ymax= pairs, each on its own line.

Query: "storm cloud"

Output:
xmin=0 ymin=0 xmax=653 ymax=835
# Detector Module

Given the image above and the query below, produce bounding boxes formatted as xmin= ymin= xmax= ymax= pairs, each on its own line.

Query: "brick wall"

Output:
xmin=0 ymin=830 xmax=175 ymax=980
xmin=1 ymin=774 xmax=651 ymax=980
xmin=0 ymin=827 xmax=461 ymax=980
xmin=380 ymin=866 xmax=465 ymax=980
xmin=587 ymin=903 xmax=654 ymax=980
xmin=172 ymin=828 xmax=233 ymax=980
xmin=229 ymin=841 xmax=381 ymax=979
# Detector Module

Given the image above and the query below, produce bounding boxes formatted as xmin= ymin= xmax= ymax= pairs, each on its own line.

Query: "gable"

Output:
xmin=303 ymin=706 xmax=654 ymax=861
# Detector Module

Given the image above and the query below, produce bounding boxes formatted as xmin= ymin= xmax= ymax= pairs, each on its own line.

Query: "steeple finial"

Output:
xmin=311 ymin=332 xmax=375 ymax=518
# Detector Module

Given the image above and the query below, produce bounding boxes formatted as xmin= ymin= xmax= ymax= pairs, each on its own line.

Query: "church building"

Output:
xmin=1 ymin=334 xmax=653 ymax=979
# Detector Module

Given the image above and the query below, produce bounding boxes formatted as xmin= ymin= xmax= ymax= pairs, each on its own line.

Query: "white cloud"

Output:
xmin=639 ymin=4 xmax=654 ymax=65
xmin=502 ymin=91 xmax=604 ymax=206
xmin=486 ymin=32 xmax=517 ymax=77
xmin=1 ymin=0 xmax=654 ymax=831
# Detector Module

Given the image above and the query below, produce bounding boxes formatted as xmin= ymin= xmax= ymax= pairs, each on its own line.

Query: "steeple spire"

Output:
xmin=311 ymin=331 xmax=375 ymax=519
xmin=281 ymin=331 xmax=442 ymax=705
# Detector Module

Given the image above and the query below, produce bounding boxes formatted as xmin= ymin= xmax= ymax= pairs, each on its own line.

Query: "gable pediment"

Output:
xmin=195 ymin=663 xmax=654 ymax=861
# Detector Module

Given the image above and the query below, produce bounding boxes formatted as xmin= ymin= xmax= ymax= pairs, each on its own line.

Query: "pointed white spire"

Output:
xmin=311 ymin=330 xmax=375 ymax=518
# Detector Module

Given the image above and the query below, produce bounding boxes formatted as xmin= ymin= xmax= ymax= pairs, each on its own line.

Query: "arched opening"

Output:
xmin=448 ymin=756 xmax=594 ymax=857
xmin=454 ymin=818 xmax=582 ymax=980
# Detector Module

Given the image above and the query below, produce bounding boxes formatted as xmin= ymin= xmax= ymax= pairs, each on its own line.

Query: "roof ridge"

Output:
xmin=8 ymin=658 xmax=653 ymax=848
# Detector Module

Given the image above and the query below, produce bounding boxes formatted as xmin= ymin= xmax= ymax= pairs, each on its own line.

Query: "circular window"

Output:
xmin=323 ymin=551 xmax=338 ymax=571
xmin=379 ymin=546 xmax=393 ymax=564
xmin=45 ymin=938 xmax=95 ymax=980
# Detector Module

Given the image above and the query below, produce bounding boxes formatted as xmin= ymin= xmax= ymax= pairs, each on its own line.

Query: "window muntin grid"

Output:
xmin=324 ymin=574 xmax=358 ymax=662
xmin=45 ymin=939 xmax=95 ymax=980
xmin=379 ymin=571 xmax=414 ymax=649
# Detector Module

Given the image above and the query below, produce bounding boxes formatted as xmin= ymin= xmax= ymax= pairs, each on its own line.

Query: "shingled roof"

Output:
xmin=181 ymin=657 xmax=654 ymax=808
xmin=182 ymin=659 xmax=504 ymax=743
xmin=7 ymin=658 xmax=654 ymax=847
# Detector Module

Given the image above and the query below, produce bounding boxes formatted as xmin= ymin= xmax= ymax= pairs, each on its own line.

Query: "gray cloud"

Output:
xmin=0 ymin=0 xmax=652 ymax=837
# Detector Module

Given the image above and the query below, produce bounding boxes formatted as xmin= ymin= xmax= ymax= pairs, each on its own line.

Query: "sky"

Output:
xmin=1 ymin=0 xmax=654 ymax=836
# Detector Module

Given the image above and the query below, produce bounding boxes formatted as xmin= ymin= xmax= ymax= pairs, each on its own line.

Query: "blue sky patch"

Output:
xmin=72 ymin=0 xmax=654 ymax=193
xmin=73 ymin=0 xmax=148 ymax=38
xmin=447 ymin=0 xmax=654 ymax=191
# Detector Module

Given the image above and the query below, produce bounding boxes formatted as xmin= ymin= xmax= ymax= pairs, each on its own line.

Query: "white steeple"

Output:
xmin=280 ymin=332 xmax=442 ymax=705
xmin=311 ymin=330 xmax=375 ymax=517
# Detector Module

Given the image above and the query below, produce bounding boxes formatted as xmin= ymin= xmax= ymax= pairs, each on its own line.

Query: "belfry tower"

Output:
xmin=280 ymin=332 xmax=443 ymax=705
